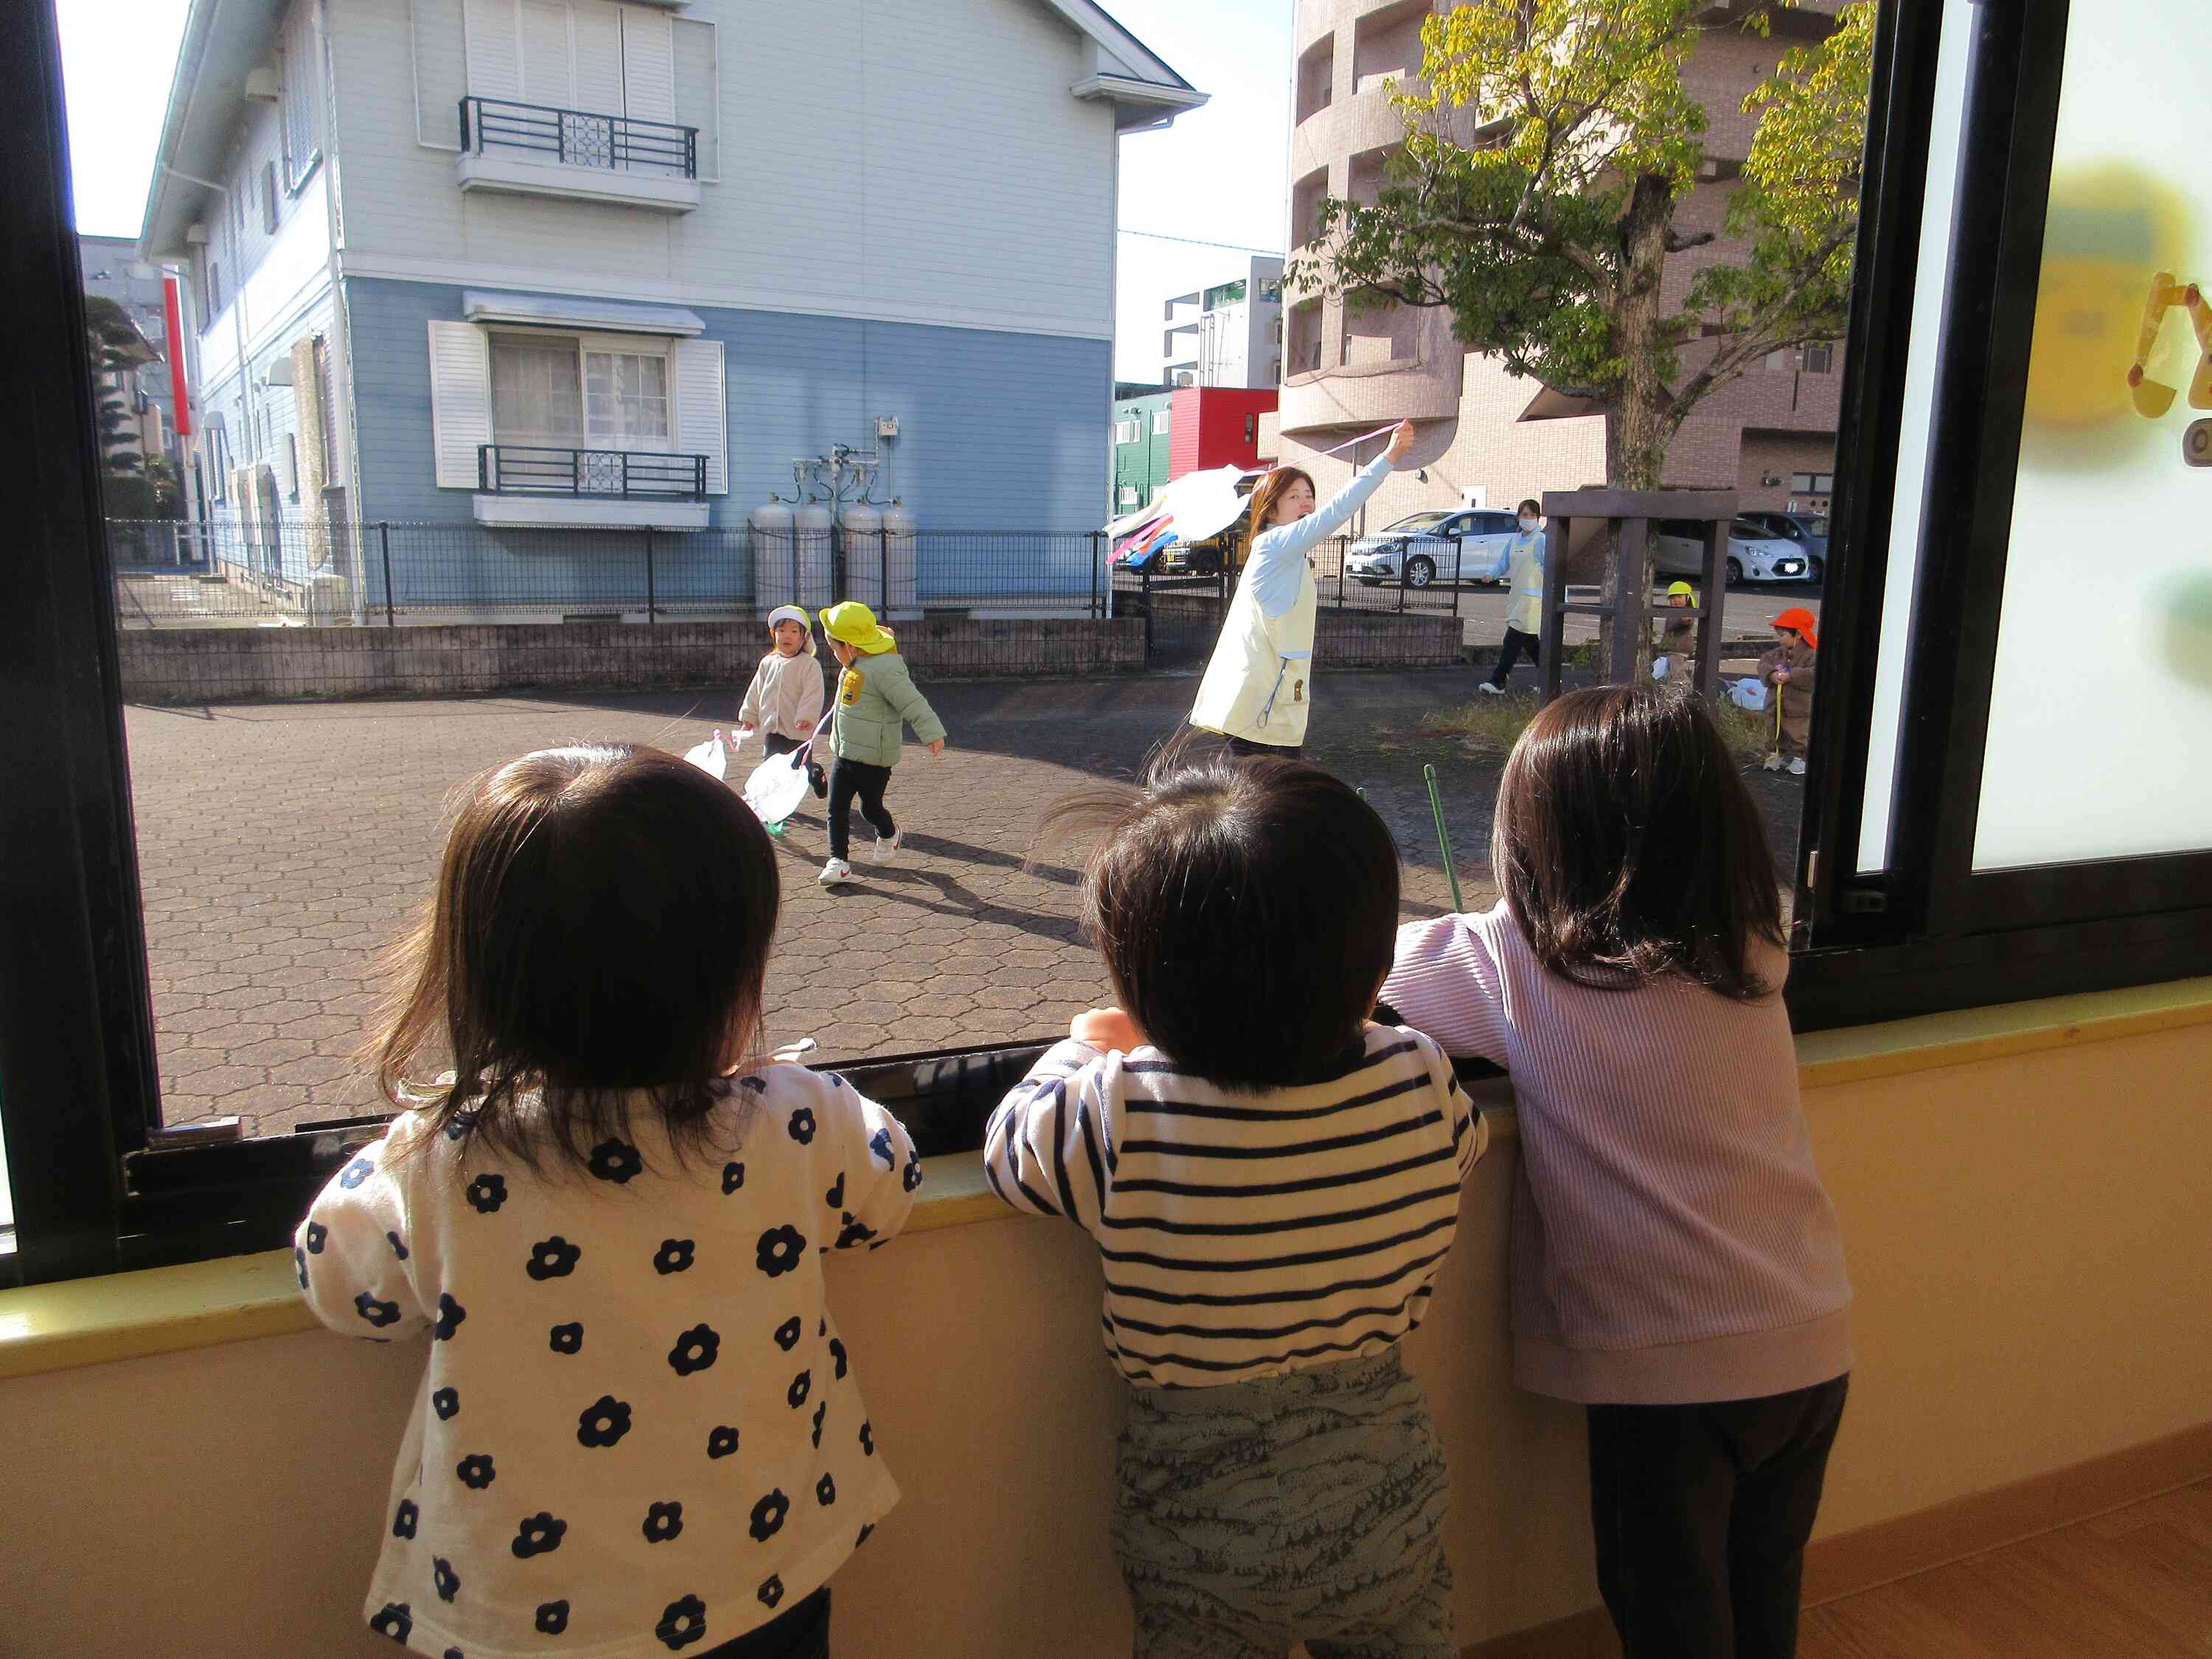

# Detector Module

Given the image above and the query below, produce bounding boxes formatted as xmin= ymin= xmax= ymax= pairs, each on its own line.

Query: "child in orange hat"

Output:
xmin=1758 ymin=608 xmax=1820 ymax=776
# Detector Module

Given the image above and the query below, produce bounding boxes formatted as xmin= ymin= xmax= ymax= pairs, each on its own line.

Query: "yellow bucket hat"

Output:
xmin=1666 ymin=580 xmax=1696 ymax=599
xmin=818 ymin=601 xmax=897 ymax=654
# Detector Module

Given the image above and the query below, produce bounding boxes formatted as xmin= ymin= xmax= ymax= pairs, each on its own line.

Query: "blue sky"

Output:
xmin=56 ymin=0 xmax=1291 ymax=380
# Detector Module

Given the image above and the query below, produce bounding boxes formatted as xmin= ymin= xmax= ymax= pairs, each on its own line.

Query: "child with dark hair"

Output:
xmin=1380 ymin=684 xmax=1851 ymax=1659
xmin=987 ymin=757 xmax=1488 ymax=1659
xmin=296 ymin=744 xmax=921 ymax=1659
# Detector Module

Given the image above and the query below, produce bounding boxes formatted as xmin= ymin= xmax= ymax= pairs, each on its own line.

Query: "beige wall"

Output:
xmin=4 ymin=1020 xmax=2209 ymax=1657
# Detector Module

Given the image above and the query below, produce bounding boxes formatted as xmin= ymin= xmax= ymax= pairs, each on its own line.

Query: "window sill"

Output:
xmin=3 ymin=978 xmax=2207 ymax=1385
xmin=455 ymin=152 xmax=700 ymax=214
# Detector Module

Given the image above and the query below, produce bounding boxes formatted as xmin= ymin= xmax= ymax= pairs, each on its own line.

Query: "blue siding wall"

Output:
xmin=345 ymin=277 xmax=1109 ymax=532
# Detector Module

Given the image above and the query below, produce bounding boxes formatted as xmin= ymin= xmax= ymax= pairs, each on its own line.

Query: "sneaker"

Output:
xmin=1787 ymin=757 xmax=1807 ymax=776
xmin=1762 ymin=752 xmax=1784 ymax=771
xmin=817 ymin=858 xmax=853 ymax=886
xmin=871 ymin=830 xmax=902 ymax=866
xmin=1477 ymin=681 xmax=1506 ymax=696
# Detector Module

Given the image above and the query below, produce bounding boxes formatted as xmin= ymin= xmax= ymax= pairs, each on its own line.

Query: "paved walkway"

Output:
xmin=125 ymin=667 xmax=1807 ymax=1135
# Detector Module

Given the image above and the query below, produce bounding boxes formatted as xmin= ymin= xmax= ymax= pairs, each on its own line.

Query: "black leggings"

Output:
xmin=827 ymin=757 xmax=896 ymax=860
xmin=1585 ymin=1374 xmax=1848 ymax=1659
xmin=695 ymin=1586 xmax=830 ymax=1659
xmin=1488 ymin=625 xmax=1540 ymax=688
xmin=1223 ymin=735 xmax=1305 ymax=761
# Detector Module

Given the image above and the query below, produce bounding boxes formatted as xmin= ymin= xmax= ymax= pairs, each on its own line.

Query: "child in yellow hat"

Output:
xmin=814 ymin=602 xmax=947 ymax=886
xmin=1655 ymin=582 xmax=1700 ymax=683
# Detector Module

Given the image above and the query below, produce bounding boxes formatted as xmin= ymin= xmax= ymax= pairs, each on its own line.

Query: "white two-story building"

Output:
xmin=140 ymin=0 xmax=1200 ymax=605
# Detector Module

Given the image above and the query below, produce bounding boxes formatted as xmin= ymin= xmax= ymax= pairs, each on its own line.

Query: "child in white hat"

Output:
xmin=737 ymin=605 xmax=827 ymax=824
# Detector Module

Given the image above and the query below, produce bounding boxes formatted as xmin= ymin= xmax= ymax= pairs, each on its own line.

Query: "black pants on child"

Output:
xmin=695 ymin=1586 xmax=830 ymax=1659
xmin=1488 ymin=625 xmax=1540 ymax=688
xmin=1585 ymin=1374 xmax=1848 ymax=1659
xmin=827 ymin=757 xmax=896 ymax=860
xmin=762 ymin=733 xmax=827 ymax=798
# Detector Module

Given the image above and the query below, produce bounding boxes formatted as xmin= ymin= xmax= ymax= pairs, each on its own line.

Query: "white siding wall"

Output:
xmin=338 ymin=0 xmax=1119 ymax=341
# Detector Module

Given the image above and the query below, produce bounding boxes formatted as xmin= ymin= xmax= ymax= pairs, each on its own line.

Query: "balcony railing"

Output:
xmin=479 ymin=445 xmax=707 ymax=500
xmin=459 ymin=95 xmax=698 ymax=178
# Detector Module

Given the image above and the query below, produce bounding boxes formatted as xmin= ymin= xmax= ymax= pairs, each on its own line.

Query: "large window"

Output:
xmin=490 ymin=333 xmax=669 ymax=448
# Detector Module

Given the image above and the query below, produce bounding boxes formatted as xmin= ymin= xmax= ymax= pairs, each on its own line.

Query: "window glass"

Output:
xmin=1972 ymin=0 xmax=2212 ymax=868
xmin=582 ymin=350 xmax=669 ymax=445
xmin=1381 ymin=511 xmax=1452 ymax=532
xmin=490 ymin=333 xmax=583 ymax=439
xmin=1152 ymin=410 xmax=1171 ymax=434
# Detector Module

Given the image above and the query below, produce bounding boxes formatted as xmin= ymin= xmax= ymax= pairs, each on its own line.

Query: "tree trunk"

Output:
xmin=1601 ymin=173 xmax=1681 ymax=679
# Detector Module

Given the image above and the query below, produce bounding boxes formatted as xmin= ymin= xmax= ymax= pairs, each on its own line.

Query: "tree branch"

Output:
xmin=1665 ymin=229 xmax=1716 ymax=253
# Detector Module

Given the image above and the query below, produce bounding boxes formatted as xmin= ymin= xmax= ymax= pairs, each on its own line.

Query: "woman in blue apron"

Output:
xmin=1478 ymin=499 xmax=1547 ymax=695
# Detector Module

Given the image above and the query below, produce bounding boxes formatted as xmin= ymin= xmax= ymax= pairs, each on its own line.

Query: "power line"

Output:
xmin=1116 ymin=229 xmax=1285 ymax=255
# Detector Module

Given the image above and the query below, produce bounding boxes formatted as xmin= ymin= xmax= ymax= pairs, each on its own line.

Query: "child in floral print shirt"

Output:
xmin=296 ymin=743 xmax=922 ymax=1659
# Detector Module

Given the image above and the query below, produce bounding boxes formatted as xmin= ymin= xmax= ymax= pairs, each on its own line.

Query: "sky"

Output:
xmin=55 ymin=0 xmax=1291 ymax=379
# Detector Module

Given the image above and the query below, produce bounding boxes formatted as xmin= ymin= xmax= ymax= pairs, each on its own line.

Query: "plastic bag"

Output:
xmin=1651 ymin=654 xmax=1672 ymax=681
xmin=742 ymin=751 xmax=811 ymax=826
xmin=684 ymin=728 xmax=731 ymax=780
xmin=1731 ymin=678 xmax=1768 ymax=712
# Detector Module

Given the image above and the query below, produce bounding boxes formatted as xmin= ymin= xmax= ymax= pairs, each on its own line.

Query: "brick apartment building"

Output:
xmin=1270 ymin=0 xmax=1846 ymax=537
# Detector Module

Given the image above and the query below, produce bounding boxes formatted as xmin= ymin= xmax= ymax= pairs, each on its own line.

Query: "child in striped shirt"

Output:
xmin=1380 ymin=684 xmax=1851 ymax=1659
xmin=987 ymin=757 xmax=1486 ymax=1659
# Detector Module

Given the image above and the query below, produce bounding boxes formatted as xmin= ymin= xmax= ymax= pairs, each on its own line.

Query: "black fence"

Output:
xmin=459 ymin=94 xmax=698 ymax=177
xmin=107 ymin=516 xmax=1113 ymax=629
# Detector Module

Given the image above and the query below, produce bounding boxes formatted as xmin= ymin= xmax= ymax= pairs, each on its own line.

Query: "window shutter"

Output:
xmin=428 ymin=321 xmax=494 ymax=490
xmin=620 ymin=4 xmax=675 ymax=122
xmin=520 ymin=0 xmax=572 ymax=108
xmin=671 ymin=338 xmax=726 ymax=495
xmin=463 ymin=0 xmax=521 ymax=101
xmin=572 ymin=1 xmax=624 ymax=116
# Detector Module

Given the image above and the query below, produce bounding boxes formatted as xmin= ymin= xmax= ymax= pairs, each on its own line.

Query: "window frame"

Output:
xmin=487 ymin=330 xmax=675 ymax=452
xmin=281 ymin=1 xmax=322 ymax=191
xmin=8 ymin=0 xmax=2212 ymax=1287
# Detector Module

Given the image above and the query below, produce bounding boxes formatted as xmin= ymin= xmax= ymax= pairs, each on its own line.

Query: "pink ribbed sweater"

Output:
xmin=1382 ymin=902 xmax=1851 ymax=1405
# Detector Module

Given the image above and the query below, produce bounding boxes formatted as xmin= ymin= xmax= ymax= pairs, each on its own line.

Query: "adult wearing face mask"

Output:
xmin=1476 ymin=498 xmax=1548 ymax=695
xmin=1189 ymin=420 xmax=1416 ymax=757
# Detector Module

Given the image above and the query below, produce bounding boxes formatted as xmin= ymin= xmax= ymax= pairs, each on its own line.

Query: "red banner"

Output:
xmin=162 ymin=272 xmax=191 ymax=436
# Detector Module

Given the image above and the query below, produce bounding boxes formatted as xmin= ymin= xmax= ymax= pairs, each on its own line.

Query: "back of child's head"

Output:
xmin=1046 ymin=757 xmax=1399 ymax=1091
xmin=1495 ymin=685 xmax=1783 ymax=999
xmin=376 ymin=743 xmax=779 ymax=1169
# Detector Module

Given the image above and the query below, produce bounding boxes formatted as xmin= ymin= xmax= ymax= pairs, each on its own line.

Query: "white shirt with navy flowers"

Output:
xmin=295 ymin=1065 xmax=922 ymax=1659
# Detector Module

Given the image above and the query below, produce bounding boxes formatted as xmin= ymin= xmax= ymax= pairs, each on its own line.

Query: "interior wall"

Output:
xmin=3 ymin=1020 xmax=2208 ymax=1657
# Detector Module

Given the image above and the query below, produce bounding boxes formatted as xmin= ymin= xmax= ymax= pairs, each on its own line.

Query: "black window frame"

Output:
xmin=7 ymin=0 xmax=2211 ymax=1289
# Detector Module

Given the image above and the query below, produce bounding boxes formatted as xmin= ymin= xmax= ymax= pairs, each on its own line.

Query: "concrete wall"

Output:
xmin=4 ymin=1014 xmax=2208 ymax=1656
xmin=1147 ymin=592 xmax=1467 ymax=669
xmin=116 ymin=619 xmax=1144 ymax=703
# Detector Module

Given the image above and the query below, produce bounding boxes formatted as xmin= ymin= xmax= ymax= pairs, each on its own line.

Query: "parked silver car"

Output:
xmin=1344 ymin=509 xmax=1520 ymax=588
xmin=1739 ymin=511 xmax=1830 ymax=582
xmin=1655 ymin=518 xmax=1814 ymax=586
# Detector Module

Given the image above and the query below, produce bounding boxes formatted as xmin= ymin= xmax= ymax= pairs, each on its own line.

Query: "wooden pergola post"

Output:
xmin=1537 ymin=488 xmax=1738 ymax=706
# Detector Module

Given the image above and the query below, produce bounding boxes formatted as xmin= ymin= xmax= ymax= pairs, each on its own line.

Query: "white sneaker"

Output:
xmin=1788 ymin=757 xmax=1807 ymax=776
xmin=817 ymin=858 xmax=854 ymax=886
xmin=1477 ymin=681 xmax=1505 ymax=696
xmin=1762 ymin=752 xmax=1784 ymax=772
xmin=871 ymin=830 xmax=902 ymax=866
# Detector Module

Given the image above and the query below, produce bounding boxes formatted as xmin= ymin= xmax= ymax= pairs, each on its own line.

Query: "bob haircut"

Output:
xmin=1246 ymin=467 xmax=1318 ymax=537
xmin=1041 ymin=757 xmax=1400 ymax=1090
xmin=375 ymin=743 xmax=780 ymax=1172
xmin=1493 ymin=684 xmax=1784 ymax=1000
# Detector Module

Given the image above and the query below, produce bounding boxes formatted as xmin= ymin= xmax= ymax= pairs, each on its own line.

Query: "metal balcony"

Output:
xmin=459 ymin=96 xmax=698 ymax=178
xmin=479 ymin=445 xmax=707 ymax=501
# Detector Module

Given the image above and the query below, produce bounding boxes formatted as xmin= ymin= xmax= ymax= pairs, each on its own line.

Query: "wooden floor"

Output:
xmin=1800 ymin=1478 xmax=2212 ymax=1658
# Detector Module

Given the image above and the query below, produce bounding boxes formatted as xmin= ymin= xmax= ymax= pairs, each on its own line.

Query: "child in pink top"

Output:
xmin=1382 ymin=684 xmax=1851 ymax=1659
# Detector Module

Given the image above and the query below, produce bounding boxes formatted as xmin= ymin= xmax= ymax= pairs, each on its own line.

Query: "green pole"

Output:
xmin=1424 ymin=762 xmax=1465 ymax=914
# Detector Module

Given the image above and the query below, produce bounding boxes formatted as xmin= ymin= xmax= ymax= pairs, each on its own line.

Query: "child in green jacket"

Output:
xmin=815 ymin=601 xmax=948 ymax=887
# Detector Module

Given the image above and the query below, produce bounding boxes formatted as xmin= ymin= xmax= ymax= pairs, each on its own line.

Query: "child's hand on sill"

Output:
xmin=1071 ymin=1008 xmax=1146 ymax=1053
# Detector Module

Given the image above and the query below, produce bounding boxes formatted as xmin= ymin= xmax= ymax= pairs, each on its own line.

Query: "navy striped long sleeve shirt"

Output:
xmin=983 ymin=1026 xmax=1488 ymax=1389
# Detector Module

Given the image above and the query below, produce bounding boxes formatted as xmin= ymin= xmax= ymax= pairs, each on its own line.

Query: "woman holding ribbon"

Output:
xmin=1189 ymin=420 xmax=1416 ymax=757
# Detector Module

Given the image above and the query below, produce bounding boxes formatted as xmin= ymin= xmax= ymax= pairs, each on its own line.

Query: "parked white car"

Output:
xmin=1345 ymin=509 xmax=1520 ymax=588
xmin=1655 ymin=518 xmax=1814 ymax=586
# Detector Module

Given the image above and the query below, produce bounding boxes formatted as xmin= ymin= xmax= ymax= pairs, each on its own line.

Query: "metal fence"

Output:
xmin=108 ymin=516 xmax=1114 ymax=629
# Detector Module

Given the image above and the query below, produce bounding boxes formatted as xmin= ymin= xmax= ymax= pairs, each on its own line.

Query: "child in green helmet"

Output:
xmin=815 ymin=601 xmax=948 ymax=888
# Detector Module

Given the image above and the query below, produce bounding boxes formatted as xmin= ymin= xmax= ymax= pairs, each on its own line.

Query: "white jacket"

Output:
xmin=739 ymin=650 xmax=826 ymax=742
xmin=1190 ymin=455 xmax=1395 ymax=747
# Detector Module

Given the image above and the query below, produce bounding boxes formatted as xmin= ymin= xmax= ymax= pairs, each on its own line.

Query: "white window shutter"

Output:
xmin=463 ymin=0 xmax=521 ymax=101
xmin=572 ymin=1 xmax=624 ymax=116
xmin=519 ymin=0 xmax=573 ymax=108
xmin=620 ymin=4 xmax=675 ymax=121
xmin=428 ymin=321 xmax=494 ymax=490
xmin=672 ymin=338 xmax=726 ymax=495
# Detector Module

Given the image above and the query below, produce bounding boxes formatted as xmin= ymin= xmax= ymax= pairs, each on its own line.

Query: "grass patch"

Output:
xmin=1414 ymin=687 xmax=1780 ymax=765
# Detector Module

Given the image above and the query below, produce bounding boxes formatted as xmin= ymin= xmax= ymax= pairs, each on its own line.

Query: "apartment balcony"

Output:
xmin=456 ymin=96 xmax=702 ymax=213
xmin=472 ymin=443 xmax=709 ymax=529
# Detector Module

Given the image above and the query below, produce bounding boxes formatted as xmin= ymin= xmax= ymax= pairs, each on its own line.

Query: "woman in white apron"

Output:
xmin=1478 ymin=498 xmax=1548 ymax=695
xmin=1189 ymin=421 xmax=1415 ymax=757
